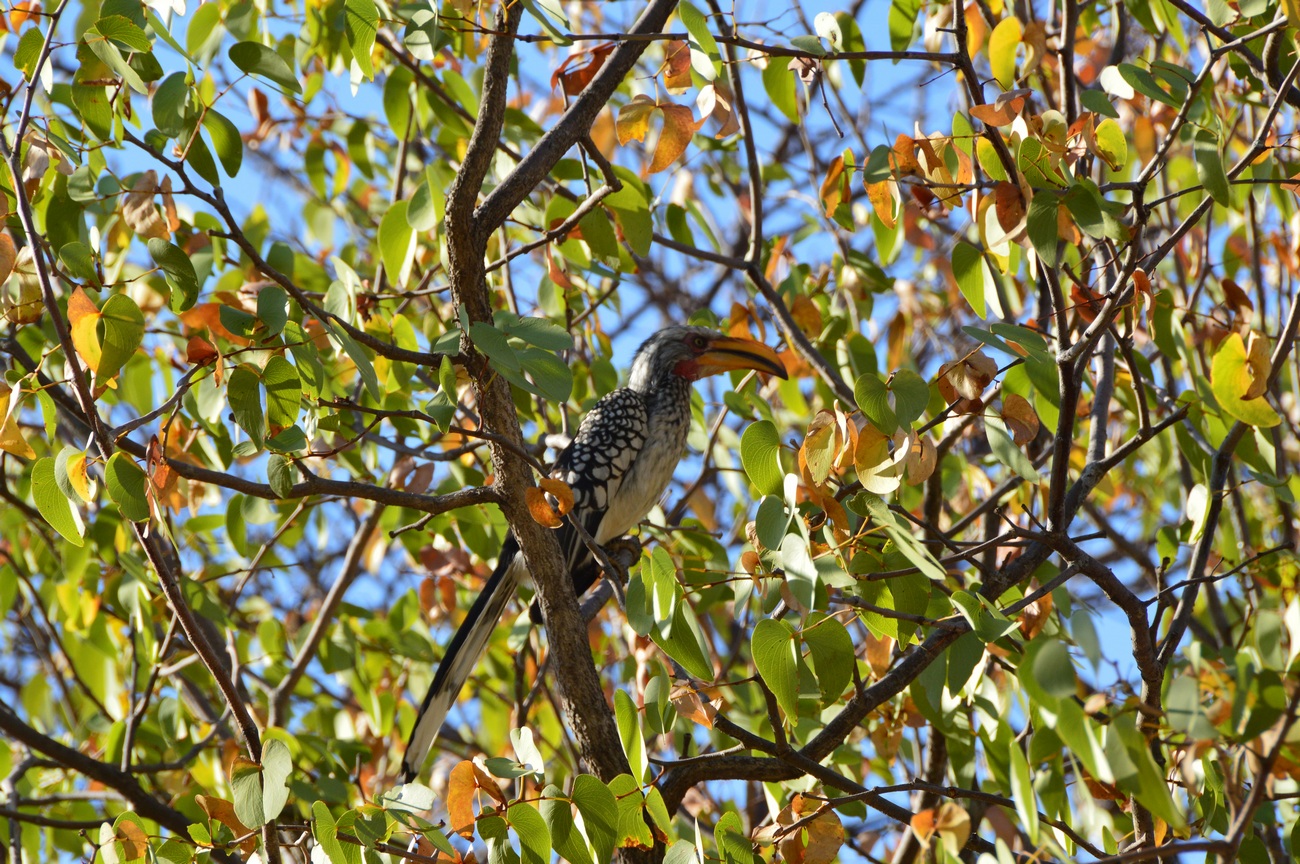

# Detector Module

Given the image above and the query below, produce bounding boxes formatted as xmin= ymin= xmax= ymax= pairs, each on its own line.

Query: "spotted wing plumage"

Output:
xmin=400 ymin=388 xmax=648 ymax=783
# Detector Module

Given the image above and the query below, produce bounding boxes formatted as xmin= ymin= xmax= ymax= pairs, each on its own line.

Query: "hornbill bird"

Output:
xmin=399 ymin=325 xmax=786 ymax=783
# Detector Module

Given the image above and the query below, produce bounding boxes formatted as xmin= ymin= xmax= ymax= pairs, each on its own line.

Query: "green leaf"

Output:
xmin=95 ymin=14 xmax=152 ymax=51
xmin=517 ymin=347 xmax=573 ymax=403
xmin=469 ymin=321 xmax=521 ymax=372
xmin=1193 ymin=128 xmax=1231 ymax=206
xmin=985 ymin=415 xmax=1039 ymax=481
xmin=508 ymin=802 xmax=551 ymax=864
xmin=614 ymin=690 xmax=647 ymax=782
xmin=541 ymin=787 xmax=594 ymax=864
xmin=1118 ymin=63 xmax=1179 ymax=108
xmin=202 ymin=110 xmax=243 ymax=177
xmin=571 ymin=775 xmax=617 ymax=864
xmin=150 ymin=71 xmax=189 ymax=138
xmin=31 ymin=457 xmax=85 ymax=546
xmin=231 ymin=757 xmax=266 ymax=828
xmin=802 ymin=613 xmax=854 ymax=705
xmin=607 ymin=774 xmax=654 ymax=851
xmin=1093 ymin=118 xmax=1127 ymax=171
xmin=257 ymin=285 xmax=288 ymax=337
xmin=344 ymin=0 xmax=379 ymax=78
xmin=97 ymin=294 xmax=145 ymax=382
xmin=261 ymin=739 xmax=292 ymax=822
xmin=862 ymin=495 xmax=947 ymax=582
xmin=740 ymin=420 xmax=784 ymax=496
xmin=888 ymin=0 xmax=922 ymax=51
xmin=72 ymin=83 xmax=113 ymax=141
xmin=751 ymin=619 xmax=800 ymax=718
xmin=1210 ymin=332 xmax=1280 ymax=427
xmin=854 ymin=373 xmax=896 ymax=434
xmin=85 ymin=24 xmax=148 ymax=93
xmin=891 ymin=370 xmax=930 ymax=428
xmin=496 ymin=313 xmax=574 ymax=351
xmin=379 ymin=200 xmax=416 ymax=285
xmin=147 ymin=239 xmax=200 ymax=313
xmin=263 ymin=356 xmax=301 ymax=428
xmin=762 ymin=58 xmax=798 ymax=124
xmin=951 ymin=241 xmax=987 ymax=319
xmin=267 ymin=454 xmax=294 ymax=498
xmin=105 ymin=453 xmax=150 ymax=522
xmin=332 ymin=328 xmax=381 ymax=401
xmin=1008 ymin=739 xmax=1040 ymax=843
xmin=678 ymin=1 xmax=719 ymax=80
xmin=14 ymin=29 xmax=44 ymax=82
xmin=653 ymin=600 xmax=714 ymax=682
xmin=186 ymin=2 xmax=223 ymax=59
xmin=59 ymin=242 xmax=100 ymax=287
xmin=1026 ymin=193 xmax=1060 ymax=268
xmin=228 ymin=41 xmax=302 ymax=93
xmin=227 ymin=365 xmax=266 ymax=447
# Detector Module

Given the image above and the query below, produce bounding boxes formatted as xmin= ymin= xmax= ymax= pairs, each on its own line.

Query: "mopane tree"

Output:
xmin=2 ymin=0 xmax=1299 ymax=861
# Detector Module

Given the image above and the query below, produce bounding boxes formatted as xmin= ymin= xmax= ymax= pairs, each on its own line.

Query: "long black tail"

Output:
xmin=399 ymin=538 xmax=520 ymax=784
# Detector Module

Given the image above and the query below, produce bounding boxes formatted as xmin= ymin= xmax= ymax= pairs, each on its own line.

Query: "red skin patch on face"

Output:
xmin=673 ymin=358 xmax=701 ymax=380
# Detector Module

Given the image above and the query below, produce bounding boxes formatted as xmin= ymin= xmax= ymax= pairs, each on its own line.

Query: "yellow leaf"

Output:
xmin=0 ymin=383 xmax=35 ymax=460
xmin=66 ymin=450 xmax=96 ymax=502
xmin=67 ymin=287 xmax=103 ymax=374
xmin=616 ymin=94 xmax=657 ymax=145
xmin=988 ymin=16 xmax=1023 ymax=90
xmin=1093 ymin=118 xmax=1128 ymax=172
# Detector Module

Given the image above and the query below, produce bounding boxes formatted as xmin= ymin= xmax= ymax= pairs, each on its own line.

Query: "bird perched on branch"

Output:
xmin=399 ymin=325 xmax=786 ymax=783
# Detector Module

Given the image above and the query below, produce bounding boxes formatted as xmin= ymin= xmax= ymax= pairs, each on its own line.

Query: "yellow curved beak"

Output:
xmin=697 ymin=336 xmax=788 ymax=379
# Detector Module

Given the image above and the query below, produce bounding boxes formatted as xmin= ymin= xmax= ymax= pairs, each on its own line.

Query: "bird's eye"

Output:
xmin=692 ymin=335 xmax=709 ymax=350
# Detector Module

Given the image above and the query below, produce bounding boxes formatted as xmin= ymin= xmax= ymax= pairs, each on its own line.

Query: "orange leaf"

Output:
xmin=187 ymin=336 xmax=219 ymax=366
xmin=820 ymin=154 xmax=847 ymax=218
xmin=526 ymin=486 xmax=564 ymax=528
xmin=891 ymin=134 xmax=921 ymax=177
xmin=552 ymin=43 xmax=616 ymax=97
xmin=116 ymin=818 xmax=149 ymax=860
xmin=866 ymin=180 xmax=898 ymax=228
xmin=447 ymin=761 xmax=478 ymax=838
xmin=649 ymin=102 xmax=702 ymax=174
xmin=196 ymin=795 xmax=256 ymax=855
xmin=537 ymin=477 xmax=575 ymax=516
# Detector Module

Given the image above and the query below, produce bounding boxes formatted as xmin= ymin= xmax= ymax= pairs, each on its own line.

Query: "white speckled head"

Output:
xmin=626 ymin=326 xmax=786 ymax=393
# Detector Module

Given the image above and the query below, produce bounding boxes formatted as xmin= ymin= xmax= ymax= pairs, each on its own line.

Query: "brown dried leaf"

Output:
xmin=663 ymin=40 xmax=693 ymax=92
xmin=1000 ymin=393 xmax=1040 ymax=444
xmin=122 ymin=170 xmax=169 ymax=240
xmin=992 ymin=181 xmax=1025 ymax=233
xmin=1244 ymin=330 xmax=1271 ymax=399
xmin=697 ymin=82 xmax=739 ymax=138
xmin=902 ymin=433 xmax=937 ymax=484
xmin=787 ymin=55 xmax=820 ymax=85
xmin=1220 ymin=278 xmax=1253 ymax=317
